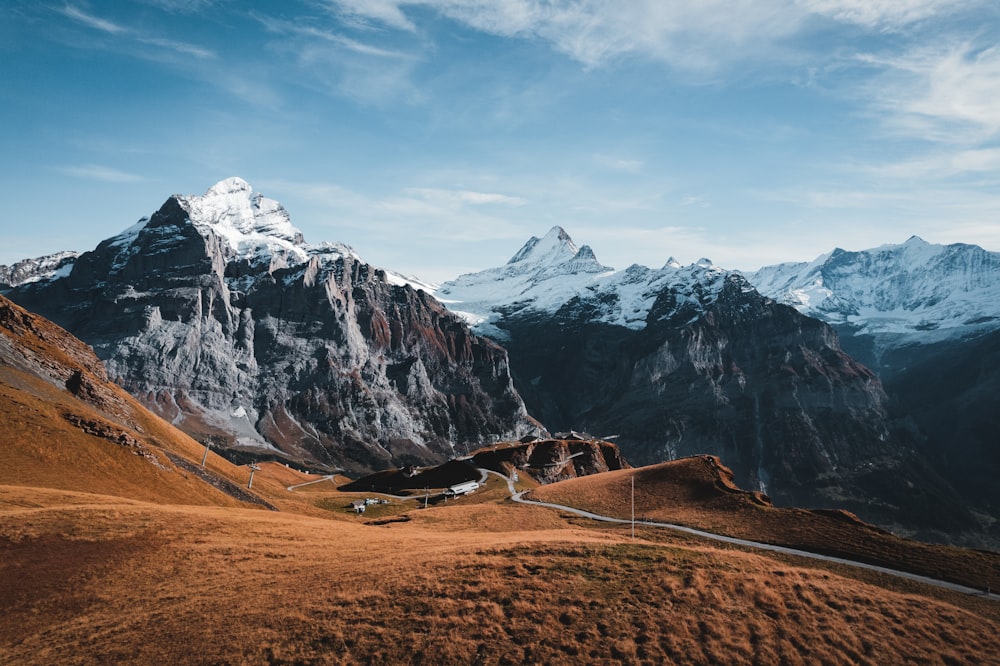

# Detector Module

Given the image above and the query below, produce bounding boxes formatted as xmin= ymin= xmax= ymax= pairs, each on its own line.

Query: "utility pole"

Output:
xmin=201 ymin=441 xmax=211 ymax=467
xmin=631 ymin=475 xmax=635 ymax=541
xmin=247 ymin=464 xmax=260 ymax=489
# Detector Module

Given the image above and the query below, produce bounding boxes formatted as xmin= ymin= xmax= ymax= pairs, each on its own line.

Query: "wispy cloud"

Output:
xmin=681 ymin=195 xmax=711 ymax=208
xmin=59 ymin=5 xmax=127 ymax=34
xmin=594 ymin=155 xmax=643 ymax=173
xmin=254 ymin=14 xmax=412 ymax=59
xmin=404 ymin=188 xmax=526 ymax=206
xmin=57 ymin=164 xmax=146 ymax=183
xmin=136 ymin=0 xmax=219 ymax=13
xmin=861 ymin=42 xmax=1000 ymax=142
xmin=57 ymin=4 xmax=216 ymax=59
xmin=139 ymin=36 xmax=216 ymax=59
xmin=320 ymin=0 xmax=808 ymax=70
xmin=322 ymin=0 xmax=418 ymax=32
xmin=795 ymin=0 xmax=980 ymax=29
xmin=867 ymin=147 xmax=1000 ymax=179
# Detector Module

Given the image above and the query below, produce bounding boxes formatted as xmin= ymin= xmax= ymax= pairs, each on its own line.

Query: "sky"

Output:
xmin=3 ymin=1 xmax=1000 ymax=283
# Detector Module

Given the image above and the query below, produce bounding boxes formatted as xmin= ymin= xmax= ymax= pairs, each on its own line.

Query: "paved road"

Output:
xmin=286 ymin=475 xmax=338 ymax=491
xmin=484 ymin=469 xmax=998 ymax=602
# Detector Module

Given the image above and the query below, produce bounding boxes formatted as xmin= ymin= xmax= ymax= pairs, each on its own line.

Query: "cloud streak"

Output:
xmin=57 ymin=4 xmax=216 ymax=59
xmin=57 ymin=164 xmax=146 ymax=183
xmin=796 ymin=0 xmax=982 ymax=29
xmin=59 ymin=5 xmax=127 ymax=34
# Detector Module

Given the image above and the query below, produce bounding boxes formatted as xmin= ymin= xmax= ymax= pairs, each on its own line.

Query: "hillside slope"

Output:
xmin=530 ymin=456 xmax=1000 ymax=591
xmin=0 ymin=293 xmax=283 ymax=508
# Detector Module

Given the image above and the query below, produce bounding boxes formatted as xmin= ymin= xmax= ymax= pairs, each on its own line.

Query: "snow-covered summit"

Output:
xmin=508 ymin=226 xmax=580 ymax=265
xmin=0 ymin=250 xmax=78 ymax=289
xmin=95 ymin=177 xmax=364 ymax=282
xmin=745 ymin=237 xmax=1000 ymax=342
xmin=10 ymin=178 xmax=441 ymax=297
xmin=178 ymin=177 xmax=310 ymax=265
xmin=501 ymin=226 xmax=611 ymax=278
xmin=436 ymin=227 xmax=733 ymax=336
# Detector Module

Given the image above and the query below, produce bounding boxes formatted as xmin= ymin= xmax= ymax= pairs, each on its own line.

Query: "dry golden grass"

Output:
xmin=531 ymin=456 xmax=1000 ymax=593
xmin=2 ymin=487 xmax=999 ymax=665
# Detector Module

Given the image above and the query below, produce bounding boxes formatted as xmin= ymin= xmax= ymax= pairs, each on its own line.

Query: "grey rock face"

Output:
xmin=8 ymin=179 xmax=541 ymax=473
xmin=499 ymin=273 xmax=897 ymax=504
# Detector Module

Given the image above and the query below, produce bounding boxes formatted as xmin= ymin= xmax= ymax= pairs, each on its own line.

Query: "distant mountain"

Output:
xmin=439 ymin=226 xmax=716 ymax=335
xmin=746 ymin=236 xmax=1000 ymax=374
xmin=0 ymin=251 xmax=78 ymax=290
xmin=436 ymin=228 xmax=973 ymax=539
xmin=6 ymin=178 xmax=542 ymax=474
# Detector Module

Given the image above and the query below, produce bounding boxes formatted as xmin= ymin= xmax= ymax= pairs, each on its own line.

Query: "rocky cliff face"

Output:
xmin=497 ymin=273 xmax=902 ymax=508
xmin=7 ymin=178 xmax=541 ymax=473
xmin=437 ymin=229 xmax=968 ymax=529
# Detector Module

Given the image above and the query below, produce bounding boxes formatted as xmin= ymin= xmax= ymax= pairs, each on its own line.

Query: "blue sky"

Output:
xmin=3 ymin=1 xmax=1000 ymax=282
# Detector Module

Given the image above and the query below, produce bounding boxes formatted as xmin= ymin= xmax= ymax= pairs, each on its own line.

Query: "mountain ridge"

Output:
xmin=435 ymin=228 xmax=947 ymax=534
xmin=745 ymin=236 xmax=1000 ymax=362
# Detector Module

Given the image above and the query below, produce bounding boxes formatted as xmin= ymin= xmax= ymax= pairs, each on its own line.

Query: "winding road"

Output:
xmin=482 ymin=470 xmax=998 ymax=601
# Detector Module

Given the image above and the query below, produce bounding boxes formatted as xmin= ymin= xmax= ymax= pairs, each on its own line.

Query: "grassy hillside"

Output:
xmin=2 ymin=484 xmax=999 ymax=665
xmin=529 ymin=455 xmax=1000 ymax=592
xmin=2 ymin=294 xmax=1000 ymax=664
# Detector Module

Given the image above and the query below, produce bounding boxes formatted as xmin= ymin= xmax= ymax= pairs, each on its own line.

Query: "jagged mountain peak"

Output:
xmin=205 ymin=176 xmax=253 ymax=196
xmin=747 ymin=237 xmax=1000 ymax=343
xmin=438 ymin=227 xmax=751 ymax=335
xmin=176 ymin=177 xmax=307 ymax=261
xmin=0 ymin=250 xmax=79 ymax=289
xmin=6 ymin=179 xmax=542 ymax=472
xmin=508 ymin=226 xmax=579 ymax=265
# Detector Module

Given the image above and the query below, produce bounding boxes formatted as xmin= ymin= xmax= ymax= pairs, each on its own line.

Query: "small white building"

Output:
xmin=444 ymin=480 xmax=480 ymax=497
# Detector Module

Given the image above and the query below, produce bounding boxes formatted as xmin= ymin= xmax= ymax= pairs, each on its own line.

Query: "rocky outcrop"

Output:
xmin=471 ymin=437 xmax=628 ymax=485
xmin=340 ymin=436 xmax=628 ymax=494
xmin=7 ymin=179 xmax=542 ymax=473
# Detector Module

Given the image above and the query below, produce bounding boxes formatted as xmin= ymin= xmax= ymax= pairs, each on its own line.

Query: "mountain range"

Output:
xmin=437 ymin=226 xmax=998 ymax=544
xmin=3 ymin=179 xmax=998 ymax=546
xmin=747 ymin=236 xmax=1000 ymax=375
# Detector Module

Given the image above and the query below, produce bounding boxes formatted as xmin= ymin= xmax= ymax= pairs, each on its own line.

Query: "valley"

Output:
xmin=4 ymin=458 xmax=1000 ymax=664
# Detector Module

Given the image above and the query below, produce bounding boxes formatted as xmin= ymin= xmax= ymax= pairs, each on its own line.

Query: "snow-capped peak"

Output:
xmin=436 ymin=227 xmax=737 ymax=336
xmin=177 ymin=178 xmax=307 ymax=264
xmin=746 ymin=237 xmax=1000 ymax=342
xmin=507 ymin=226 xmax=579 ymax=266
xmin=205 ymin=176 xmax=253 ymax=197
xmin=0 ymin=250 xmax=78 ymax=288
